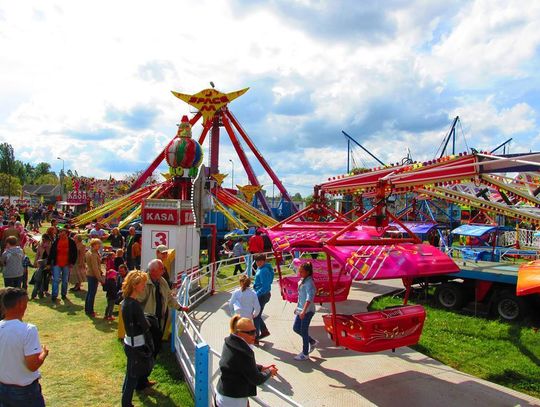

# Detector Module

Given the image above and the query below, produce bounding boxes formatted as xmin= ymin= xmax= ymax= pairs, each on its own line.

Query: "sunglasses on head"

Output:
xmin=237 ymin=329 xmax=257 ymax=336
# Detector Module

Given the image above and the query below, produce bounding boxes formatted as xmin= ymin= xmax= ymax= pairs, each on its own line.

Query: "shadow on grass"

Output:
xmin=486 ymin=369 xmax=540 ymax=396
xmin=32 ymin=296 xmax=84 ymax=315
xmin=154 ymin=342 xmax=185 ymax=381
xmin=72 ymin=289 xmax=88 ymax=301
xmin=90 ymin=316 xmax=118 ymax=333
xmin=136 ymin=342 xmax=192 ymax=407
xmin=507 ymin=324 xmax=540 ymax=367
xmin=137 ymin=387 xmax=178 ymax=407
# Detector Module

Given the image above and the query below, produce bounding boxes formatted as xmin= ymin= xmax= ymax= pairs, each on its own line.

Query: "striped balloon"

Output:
xmin=165 ymin=138 xmax=204 ymax=169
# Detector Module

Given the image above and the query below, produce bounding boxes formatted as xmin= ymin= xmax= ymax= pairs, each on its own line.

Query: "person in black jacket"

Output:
xmin=121 ymin=270 xmax=153 ymax=407
xmin=216 ymin=315 xmax=278 ymax=406
xmin=103 ymin=269 xmax=118 ymax=321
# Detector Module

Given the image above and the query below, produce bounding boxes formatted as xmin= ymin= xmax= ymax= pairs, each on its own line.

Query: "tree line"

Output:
xmin=0 ymin=142 xmax=70 ymax=196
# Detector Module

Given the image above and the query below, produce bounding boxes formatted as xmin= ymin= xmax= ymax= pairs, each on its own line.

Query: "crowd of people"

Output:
xmin=0 ymin=199 xmax=186 ymax=407
xmin=0 ymin=199 xmax=315 ymax=407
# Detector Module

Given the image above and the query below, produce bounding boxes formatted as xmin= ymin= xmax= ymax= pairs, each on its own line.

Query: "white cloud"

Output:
xmin=0 ymin=0 xmax=539 ymax=197
xmin=451 ymin=96 xmax=536 ymax=136
xmin=417 ymin=0 xmax=540 ymax=87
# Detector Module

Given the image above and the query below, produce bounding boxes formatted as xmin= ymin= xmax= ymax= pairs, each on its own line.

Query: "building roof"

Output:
xmin=23 ymin=184 xmax=61 ymax=196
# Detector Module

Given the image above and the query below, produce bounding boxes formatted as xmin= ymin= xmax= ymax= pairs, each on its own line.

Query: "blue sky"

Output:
xmin=0 ymin=0 xmax=539 ymax=195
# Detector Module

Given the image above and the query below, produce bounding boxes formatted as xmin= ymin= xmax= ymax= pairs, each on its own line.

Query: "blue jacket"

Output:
xmin=253 ymin=263 xmax=274 ymax=296
xmin=296 ymin=276 xmax=316 ymax=313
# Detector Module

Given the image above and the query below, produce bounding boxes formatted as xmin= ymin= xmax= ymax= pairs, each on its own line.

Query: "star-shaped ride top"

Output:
xmin=171 ymin=87 xmax=249 ymax=124
xmin=237 ymin=184 xmax=262 ymax=203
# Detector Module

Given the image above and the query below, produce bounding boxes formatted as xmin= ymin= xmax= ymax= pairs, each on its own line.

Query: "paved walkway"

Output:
xmin=191 ymin=279 xmax=540 ymax=406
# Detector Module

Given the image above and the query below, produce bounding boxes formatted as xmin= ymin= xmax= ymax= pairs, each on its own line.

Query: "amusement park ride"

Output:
xmin=130 ymin=86 xmax=298 ymax=218
xmin=71 ymin=85 xmax=540 ymax=354
xmin=267 ymin=149 xmax=540 ymax=351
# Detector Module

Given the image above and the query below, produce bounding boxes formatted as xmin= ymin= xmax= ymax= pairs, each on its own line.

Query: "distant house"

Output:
xmin=23 ymin=184 xmax=61 ymax=204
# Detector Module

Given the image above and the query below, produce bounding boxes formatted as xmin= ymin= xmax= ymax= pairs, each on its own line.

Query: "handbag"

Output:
xmin=144 ymin=313 xmax=160 ymax=357
xmin=126 ymin=304 xmax=155 ymax=377
xmin=30 ymin=267 xmax=43 ymax=286
xmin=128 ymin=343 xmax=154 ymax=377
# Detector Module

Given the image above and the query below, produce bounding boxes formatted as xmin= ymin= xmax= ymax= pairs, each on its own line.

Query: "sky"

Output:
xmin=1 ymin=0 xmax=540 ymax=196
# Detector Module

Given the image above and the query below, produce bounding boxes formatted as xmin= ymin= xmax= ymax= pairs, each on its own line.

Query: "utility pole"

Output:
xmin=229 ymin=159 xmax=234 ymax=189
xmin=57 ymin=157 xmax=65 ymax=198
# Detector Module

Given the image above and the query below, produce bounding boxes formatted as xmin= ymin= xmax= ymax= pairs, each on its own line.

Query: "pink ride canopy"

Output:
xmin=267 ymin=225 xmax=383 ymax=252
xmin=326 ymin=242 xmax=458 ymax=281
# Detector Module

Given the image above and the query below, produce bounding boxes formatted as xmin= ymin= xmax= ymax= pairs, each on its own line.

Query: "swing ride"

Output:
xmin=71 ymin=84 xmax=540 ymax=355
xmin=267 ymin=150 xmax=540 ymax=352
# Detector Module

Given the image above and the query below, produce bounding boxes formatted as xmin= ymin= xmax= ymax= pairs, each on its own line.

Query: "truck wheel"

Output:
xmin=494 ymin=291 xmax=527 ymax=322
xmin=435 ymin=283 xmax=465 ymax=310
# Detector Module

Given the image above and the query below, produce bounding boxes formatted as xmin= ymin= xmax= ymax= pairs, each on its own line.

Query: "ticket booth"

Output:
xmin=141 ymin=198 xmax=200 ymax=285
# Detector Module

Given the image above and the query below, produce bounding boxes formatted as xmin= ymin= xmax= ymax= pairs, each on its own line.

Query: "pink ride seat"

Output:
xmin=280 ymin=274 xmax=353 ymax=303
xmin=322 ymin=305 xmax=426 ymax=352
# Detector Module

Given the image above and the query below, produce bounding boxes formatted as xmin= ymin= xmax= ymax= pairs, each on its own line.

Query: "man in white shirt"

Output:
xmin=0 ymin=288 xmax=49 ymax=406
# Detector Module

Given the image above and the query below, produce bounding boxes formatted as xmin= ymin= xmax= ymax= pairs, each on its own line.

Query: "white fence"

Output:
xmin=173 ymin=252 xmax=302 ymax=407
xmin=497 ymin=229 xmax=540 ymax=249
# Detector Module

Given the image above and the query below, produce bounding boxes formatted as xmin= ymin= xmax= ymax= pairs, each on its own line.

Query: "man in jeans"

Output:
xmin=47 ymin=228 xmax=77 ymax=302
xmin=252 ymin=254 xmax=274 ymax=344
xmin=1 ymin=236 xmax=24 ymax=288
xmin=232 ymin=239 xmax=245 ymax=275
xmin=0 ymin=288 xmax=49 ymax=406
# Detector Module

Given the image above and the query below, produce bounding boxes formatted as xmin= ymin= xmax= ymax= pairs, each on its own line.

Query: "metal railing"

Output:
xmin=446 ymin=245 xmax=538 ymax=262
xmin=173 ymin=252 xmax=302 ymax=407
xmin=516 ymin=228 xmax=540 ymax=249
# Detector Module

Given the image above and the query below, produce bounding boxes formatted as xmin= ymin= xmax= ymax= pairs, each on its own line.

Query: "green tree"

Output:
xmin=34 ymin=173 xmax=59 ymax=185
xmin=64 ymin=176 xmax=74 ymax=192
xmin=0 ymin=173 xmax=22 ymax=196
xmin=0 ymin=143 xmax=15 ymax=176
xmin=24 ymin=163 xmax=35 ymax=183
xmin=12 ymin=160 xmax=33 ymax=184
xmin=34 ymin=162 xmax=54 ymax=178
xmin=292 ymin=192 xmax=302 ymax=201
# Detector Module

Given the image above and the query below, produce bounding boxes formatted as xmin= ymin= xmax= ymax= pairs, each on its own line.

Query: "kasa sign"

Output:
xmin=142 ymin=208 xmax=179 ymax=225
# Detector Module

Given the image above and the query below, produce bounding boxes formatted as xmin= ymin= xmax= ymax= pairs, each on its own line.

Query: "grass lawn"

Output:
xmin=370 ymin=294 xmax=540 ymax=399
xmin=1 ymin=249 xmax=193 ymax=406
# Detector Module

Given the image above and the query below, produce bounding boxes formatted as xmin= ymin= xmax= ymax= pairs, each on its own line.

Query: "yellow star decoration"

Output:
xmin=211 ymin=173 xmax=228 ymax=187
xmin=171 ymin=88 xmax=249 ymax=124
xmin=237 ymin=184 xmax=262 ymax=203
xmin=161 ymin=172 xmax=173 ymax=180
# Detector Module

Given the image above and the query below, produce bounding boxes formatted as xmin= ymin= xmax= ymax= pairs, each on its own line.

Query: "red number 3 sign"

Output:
xmin=151 ymin=231 xmax=169 ymax=249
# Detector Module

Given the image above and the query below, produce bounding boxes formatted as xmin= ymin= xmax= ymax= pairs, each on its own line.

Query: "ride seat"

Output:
xmin=322 ymin=305 xmax=426 ymax=352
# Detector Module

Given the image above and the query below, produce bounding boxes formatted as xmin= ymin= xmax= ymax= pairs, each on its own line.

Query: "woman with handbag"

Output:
xmin=121 ymin=270 xmax=154 ymax=407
